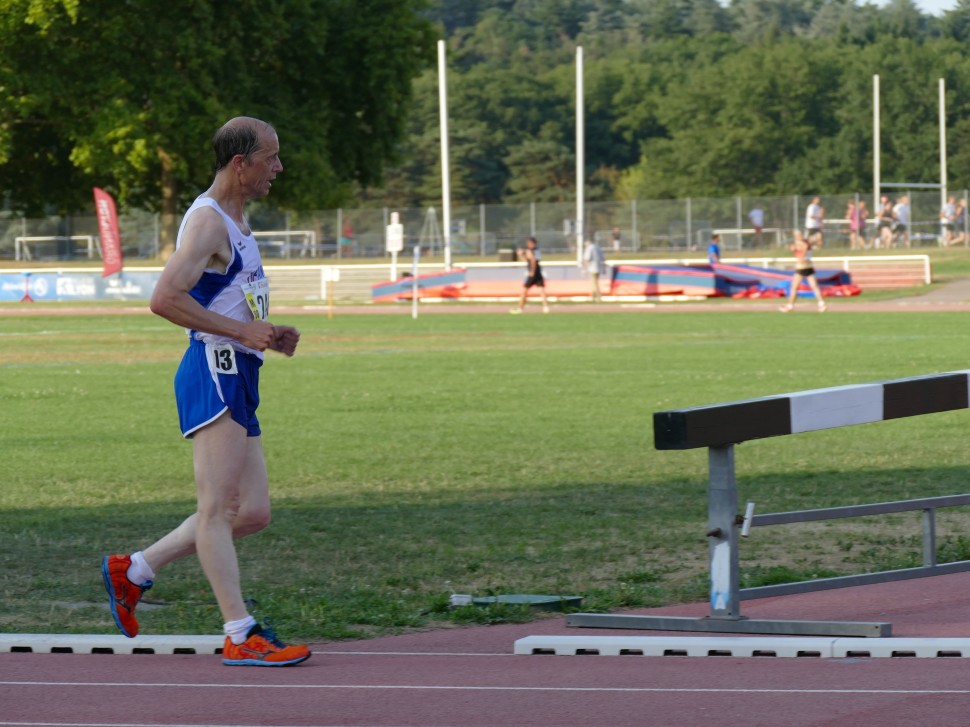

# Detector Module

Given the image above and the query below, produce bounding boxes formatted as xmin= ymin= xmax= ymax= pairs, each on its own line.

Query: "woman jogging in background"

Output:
xmin=780 ymin=230 xmax=826 ymax=313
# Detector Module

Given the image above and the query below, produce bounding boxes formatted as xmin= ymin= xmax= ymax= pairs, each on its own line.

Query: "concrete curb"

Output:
xmin=0 ymin=633 xmax=223 ymax=655
xmin=514 ymin=635 xmax=970 ymax=658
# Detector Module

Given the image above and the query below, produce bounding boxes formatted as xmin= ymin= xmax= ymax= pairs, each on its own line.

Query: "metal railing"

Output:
xmin=742 ymin=494 xmax=970 ymax=600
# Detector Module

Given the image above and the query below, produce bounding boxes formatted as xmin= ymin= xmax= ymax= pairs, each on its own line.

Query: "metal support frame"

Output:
xmin=568 ymin=444 xmax=893 ymax=637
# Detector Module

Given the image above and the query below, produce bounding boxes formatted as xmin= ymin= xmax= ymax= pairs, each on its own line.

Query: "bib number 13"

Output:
xmin=212 ymin=344 xmax=238 ymax=374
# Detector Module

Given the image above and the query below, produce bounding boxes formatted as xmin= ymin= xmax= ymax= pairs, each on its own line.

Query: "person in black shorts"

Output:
xmin=780 ymin=230 xmax=826 ymax=313
xmin=511 ymin=236 xmax=550 ymax=314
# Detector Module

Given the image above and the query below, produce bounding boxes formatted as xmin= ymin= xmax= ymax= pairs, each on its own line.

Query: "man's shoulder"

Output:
xmin=179 ymin=204 xmax=230 ymax=257
xmin=184 ymin=205 xmax=228 ymax=236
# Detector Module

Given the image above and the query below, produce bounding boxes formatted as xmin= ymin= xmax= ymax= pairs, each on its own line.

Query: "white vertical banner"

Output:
xmin=438 ymin=40 xmax=452 ymax=270
xmin=386 ymin=211 xmax=404 ymax=280
xmin=576 ymin=45 xmax=585 ymax=267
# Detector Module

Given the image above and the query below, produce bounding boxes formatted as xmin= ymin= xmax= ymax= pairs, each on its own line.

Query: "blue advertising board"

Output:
xmin=0 ymin=271 xmax=160 ymax=302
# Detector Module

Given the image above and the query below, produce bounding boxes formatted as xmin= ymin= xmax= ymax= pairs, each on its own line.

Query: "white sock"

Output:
xmin=126 ymin=551 xmax=156 ymax=585
xmin=224 ymin=615 xmax=258 ymax=645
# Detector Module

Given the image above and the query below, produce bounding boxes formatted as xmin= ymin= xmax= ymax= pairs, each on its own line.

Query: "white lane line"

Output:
xmin=0 ymin=723 xmax=414 ymax=727
xmin=2 ymin=723 xmax=416 ymax=727
xmin=2 ymin=681 xmax=970 ymax=695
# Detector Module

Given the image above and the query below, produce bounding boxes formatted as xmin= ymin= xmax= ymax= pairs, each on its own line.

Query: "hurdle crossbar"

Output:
xmin=568 ymin=371 xmax=970 ymax=638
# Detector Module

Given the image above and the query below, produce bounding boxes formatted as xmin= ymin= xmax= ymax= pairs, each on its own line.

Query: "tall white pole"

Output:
xmin=940 ymin=77 xmax=948 ymax=210
xmin=438 ymin=40 xmax=452 ymax=270
xmin=576 ymin=46 xmax=585 ymax=267
xmin=873 ymin=74 xmax=880 ymax=215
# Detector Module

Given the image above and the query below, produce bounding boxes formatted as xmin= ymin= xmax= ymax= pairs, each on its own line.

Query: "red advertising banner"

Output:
xmin=93 ymin=187 xmax=123 ymax=277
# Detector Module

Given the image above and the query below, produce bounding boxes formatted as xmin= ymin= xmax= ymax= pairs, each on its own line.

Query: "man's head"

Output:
xmin=212 ymin=117 xmax=283 ymax=198
xmin=712 ymin=234 xmax=720 ymax=243
xmin=526 ymin=236 xmax=537 ymax=249
xmin=213 ymin=117 xmax=273 ymax=170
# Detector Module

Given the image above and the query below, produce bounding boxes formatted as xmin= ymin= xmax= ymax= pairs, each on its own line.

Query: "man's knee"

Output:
xmin=234 ymin=503 xmax=271 ymax=537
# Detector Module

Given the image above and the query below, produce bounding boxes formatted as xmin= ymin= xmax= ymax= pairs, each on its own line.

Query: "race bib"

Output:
xmin=211 ymin=344 xmax=238 ymax=375
xmin=242 ymin=278 xmax=270 ymax=321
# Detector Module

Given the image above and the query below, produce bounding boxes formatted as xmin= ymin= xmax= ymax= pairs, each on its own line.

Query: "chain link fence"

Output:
xmin=1 ymin=191 xmax=964 ymax=263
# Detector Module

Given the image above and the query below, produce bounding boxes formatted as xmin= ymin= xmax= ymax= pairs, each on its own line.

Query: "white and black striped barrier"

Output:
xmin=568 ymin=371 xmax=970 ymax=638
xmin=653 ymin=370 xmax=970 ymax=450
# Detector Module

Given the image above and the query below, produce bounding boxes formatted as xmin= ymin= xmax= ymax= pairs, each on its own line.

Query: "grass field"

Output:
xmin=4 ymin=305 xmax=970 ymax=640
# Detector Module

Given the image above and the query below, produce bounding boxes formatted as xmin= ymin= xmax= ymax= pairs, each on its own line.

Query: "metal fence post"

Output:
xmin=922 ymin=508 xmax=938 ymax=567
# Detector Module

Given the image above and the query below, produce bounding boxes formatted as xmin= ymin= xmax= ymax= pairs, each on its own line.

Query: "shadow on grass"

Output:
xmin=3 ymin=465 xmax=968 ymax=640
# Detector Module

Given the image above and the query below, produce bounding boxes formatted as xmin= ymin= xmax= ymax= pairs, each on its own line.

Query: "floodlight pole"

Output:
xmin=940 ymin=78 xmax=948 ymax=210
xmin=438 ymin=40 xmax=452 ymax=270
xmin=873 ymin=74 xmax=880 ymax=214
xmin=576 ymin=46 xmax=585 ymax=267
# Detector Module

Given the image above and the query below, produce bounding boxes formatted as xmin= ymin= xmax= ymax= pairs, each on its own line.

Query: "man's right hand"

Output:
xmin=237 ymin=320 xmax=277 ymax=351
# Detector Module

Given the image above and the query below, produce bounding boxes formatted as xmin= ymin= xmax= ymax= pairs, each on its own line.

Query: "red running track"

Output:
xmin=4 ymin=572 xmax=970 ymax=727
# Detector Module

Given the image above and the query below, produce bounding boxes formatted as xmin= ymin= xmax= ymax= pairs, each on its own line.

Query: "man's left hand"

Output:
xmin=270 ymin=325 xmax=301 ymax=356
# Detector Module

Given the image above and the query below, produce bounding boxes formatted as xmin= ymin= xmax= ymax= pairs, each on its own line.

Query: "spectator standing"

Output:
xmin=582 ymin=238 xmax=607 ymax=302
xmin=611 ymin=226 xmax=622 ymax=252
xmin=748 ymin=205 xmax=765 ymax=247
xmin=805 ymin=196 xmax=824 ymax=246
xmin=941 ymin=196 xmax=957 ymax=246
xmin=338 ymin=221 xmax=354 ymax=258
xmin=857 ymin=199 xmax=869 ymax=249
xmin=951 ymin=199 xmax=967 ymax=247
xmin=877 ymin=195 xmax=895 ymax=249
xmin=707 ymin=233 xmax=721 ymax=264
xmin=893 ymin=195 xmax=910 ymax=248
xmin=847 ymin=199 xmax=867 ymax=250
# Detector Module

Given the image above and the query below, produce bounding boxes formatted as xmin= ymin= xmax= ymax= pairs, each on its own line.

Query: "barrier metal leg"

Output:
xmin=567 ymin=444 xmax=892 ymax=637
xmin=707 ymin=445 xmax=740 ymax=619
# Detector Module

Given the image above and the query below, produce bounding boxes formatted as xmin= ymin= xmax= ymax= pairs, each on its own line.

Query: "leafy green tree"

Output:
xmin=941 ymin=0 xmax=970 ymax=41
xmin=727 ymin=0 xmax=815 ymax=43
xmin=0 ymin=0 xmax=435 ymax=254
xmin=874 ymin=0 xmax=930 ymax=38
xmin=503 ymin=123 xmax=574 ymax=202
xmin=621 ymin=38 xmax=848 ymax=198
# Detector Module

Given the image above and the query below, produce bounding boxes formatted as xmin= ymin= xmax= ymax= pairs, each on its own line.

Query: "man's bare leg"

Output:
xmin=141 ymin=413 xmax=270 ymax=621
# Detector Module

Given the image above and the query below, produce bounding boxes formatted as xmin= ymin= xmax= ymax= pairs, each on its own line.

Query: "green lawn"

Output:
xmin=2 ymin=307 xmax=970 ymax=639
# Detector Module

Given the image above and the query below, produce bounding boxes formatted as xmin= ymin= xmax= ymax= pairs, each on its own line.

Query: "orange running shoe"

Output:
xmin=222 ymin=624 xmax=311 ymax=667
xmin=101 ymin=554 xmax=152 ymax=638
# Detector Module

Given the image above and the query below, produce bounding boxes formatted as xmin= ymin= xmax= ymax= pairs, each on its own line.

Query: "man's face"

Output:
xmin=241 ymin=130 xmax=283 ymax=199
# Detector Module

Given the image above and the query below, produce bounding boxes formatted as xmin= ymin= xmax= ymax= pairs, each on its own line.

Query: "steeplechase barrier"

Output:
xmin=566 ymin=370 xmax=970 ymax=638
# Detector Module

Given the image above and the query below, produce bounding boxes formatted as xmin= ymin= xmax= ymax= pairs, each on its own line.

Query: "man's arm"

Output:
xmin=149 ymin=208 xmax=276 ymax=352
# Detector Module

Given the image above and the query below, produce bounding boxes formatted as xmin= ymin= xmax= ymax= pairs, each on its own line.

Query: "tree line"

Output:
xmin=365 ymin=0 xmax=970 ymax=210
xmin=3 ymin=0 xmax=970 ymax=238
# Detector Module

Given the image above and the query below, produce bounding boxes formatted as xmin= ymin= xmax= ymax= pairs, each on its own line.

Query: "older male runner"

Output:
xmin=101 ymin=117 xmax=309 ymax=667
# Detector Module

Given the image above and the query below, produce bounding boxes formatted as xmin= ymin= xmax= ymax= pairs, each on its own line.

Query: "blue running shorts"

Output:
xmin=174 ymin=337 xmax=262 ymax=438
